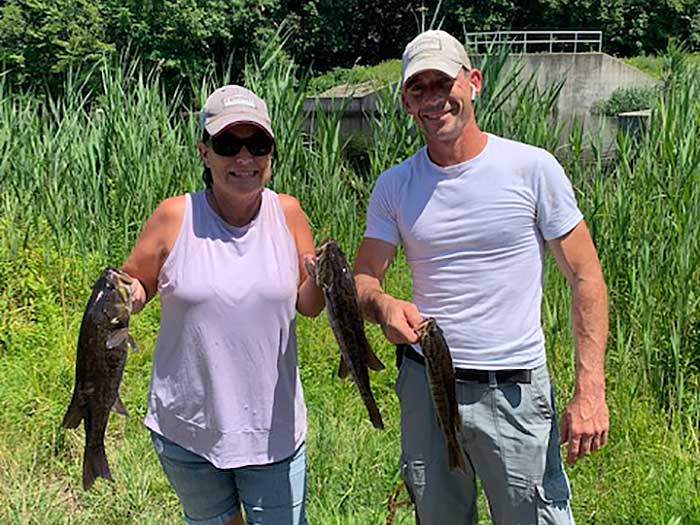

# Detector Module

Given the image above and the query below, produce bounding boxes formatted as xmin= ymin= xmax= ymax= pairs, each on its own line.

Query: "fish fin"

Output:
xmin=127 ymin=335 xmax=140 ymax=352
xmin=365 ymin=346 xmax=385 ymax=372
xmin=61 ymin=392 xmax=84 ymax=429
xmin=82 ymin=446 xmax=113 ymax=490
xmin=337 ymin=356 xmax=350 ymax=379
xmin=111 ymin=393 xmax=129 ymax=416
xmin=106 ymin=328 xmax=129 ymax=349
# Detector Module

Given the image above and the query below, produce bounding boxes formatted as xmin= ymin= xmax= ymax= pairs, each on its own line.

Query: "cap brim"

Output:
xmin=402 ymin=58 xmax=463 ymax=86
xmin=205 ymin=111 xmax=274 ymax=139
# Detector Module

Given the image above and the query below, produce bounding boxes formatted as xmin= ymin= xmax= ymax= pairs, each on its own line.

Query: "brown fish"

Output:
xmin=417 ymin=317 xmax=465 ymax=472
xmin=62 ymin=266 xmax=138 ymax=489
xmin=316 ymin=239 xmax=385 ymax=429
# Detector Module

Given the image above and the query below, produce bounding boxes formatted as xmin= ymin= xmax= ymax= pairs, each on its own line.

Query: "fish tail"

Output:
xmin=61 ymin=392 xmax=84 ymax=429
xmin=366 ymin=397 xmax=385 ymax=430
xmin=83 ymin=446 xmax=113 ymax=490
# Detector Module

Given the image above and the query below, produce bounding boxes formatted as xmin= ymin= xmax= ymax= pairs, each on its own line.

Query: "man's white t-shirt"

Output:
xmin=364 ymin=133 xmax=583 ymax=370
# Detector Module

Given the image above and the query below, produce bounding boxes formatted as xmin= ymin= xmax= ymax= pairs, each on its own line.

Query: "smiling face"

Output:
xmin=197 ymin=123 xmax=273 ymax=197
xmin=402 ymin=67 xmax=482 ymax=145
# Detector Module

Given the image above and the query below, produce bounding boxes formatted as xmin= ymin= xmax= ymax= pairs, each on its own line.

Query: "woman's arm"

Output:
xmin=121 ymin=196 xmax=185 ymax=313
xmin=279 ymin=194 xmax=325 ymax=317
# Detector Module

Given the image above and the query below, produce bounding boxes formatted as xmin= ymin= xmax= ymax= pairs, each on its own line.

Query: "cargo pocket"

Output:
xmin=535 ymin=469 xmax=574 ymax=524
xmin=507 ymin=474 xmax=532 ymax=507
xmin=400 ymin=457 xmax=426 ymax=502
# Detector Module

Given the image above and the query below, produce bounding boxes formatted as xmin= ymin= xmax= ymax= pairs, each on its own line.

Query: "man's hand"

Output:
xmin=559 ymin=389 xmax=609 ymax=465
xmin=375 ymin=294 xmax=423 ymax=344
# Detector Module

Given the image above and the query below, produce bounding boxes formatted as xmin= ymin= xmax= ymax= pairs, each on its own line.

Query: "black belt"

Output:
xmin=397 ymin=344 xmax=532 ymax=384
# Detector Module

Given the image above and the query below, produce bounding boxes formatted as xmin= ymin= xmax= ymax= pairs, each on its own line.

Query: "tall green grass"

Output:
xmin=1 ymin=37 xmax=699 ymax=523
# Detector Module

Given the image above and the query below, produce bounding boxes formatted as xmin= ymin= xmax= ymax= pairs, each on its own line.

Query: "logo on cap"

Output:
xmin=222 ymin=95 xmax=256 ymax=109
xmin=407 ymin=37 xmax=443 ymax=60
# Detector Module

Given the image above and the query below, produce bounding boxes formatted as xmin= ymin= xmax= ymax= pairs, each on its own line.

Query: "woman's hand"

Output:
xmin=130 ymin=277 xmax=148 ymax=314
xmin=303 ymin=254 xmax=317 ymax=283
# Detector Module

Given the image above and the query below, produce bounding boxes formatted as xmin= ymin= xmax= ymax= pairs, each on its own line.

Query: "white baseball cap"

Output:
xmin=402 ymin=30 xmax=472 ymax=86
xmin=200 ymin=85 xmax=274 ymax=138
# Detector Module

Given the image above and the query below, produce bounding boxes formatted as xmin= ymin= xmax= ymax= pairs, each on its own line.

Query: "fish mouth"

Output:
xmin=416 ymin=317 xmax=436 ymax=337
xmin=106 ymin=268 xmax=134 ymax=307
xmin=315 ymin=238 xmax=335 ymax=257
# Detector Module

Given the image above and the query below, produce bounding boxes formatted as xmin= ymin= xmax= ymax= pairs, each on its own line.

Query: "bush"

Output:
xmin=591 ymin=85 xmax=659 ymax=116
xmin=0 ymin=0 xmax=281 ymax=95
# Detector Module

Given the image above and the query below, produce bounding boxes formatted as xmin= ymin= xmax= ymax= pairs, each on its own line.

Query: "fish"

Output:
xmin=315 ymin=239 xmax=385 ymax=430
xmin=417 ymin=317 xmax=466 ymax=472
xmin=62 ymin=266 xmax=138 ymax=490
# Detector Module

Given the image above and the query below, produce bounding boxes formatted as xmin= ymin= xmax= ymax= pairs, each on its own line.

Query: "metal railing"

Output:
xmin=464 ymin=30 xmax=602 ymax=54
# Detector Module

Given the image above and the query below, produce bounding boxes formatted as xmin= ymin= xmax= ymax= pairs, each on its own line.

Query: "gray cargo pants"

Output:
xmin=395 ymin=346 xmax=574 ymax=525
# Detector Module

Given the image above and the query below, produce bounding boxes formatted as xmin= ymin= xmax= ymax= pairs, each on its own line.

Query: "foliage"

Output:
xmin=307 ymin=60 xmax=401 ymax=95
xmin=0 ymin=0 xmax=280 ymax=94
xmin=591 ymin=85 xmax=660 ymax=116
xmin=0 ymin=0 xmax=113 ymax=92
xmin=278 ymin=0 xmax=467 ymax=74
xmin=1 ymin=37 xmax=700 ymax=524
xmin=2 ymin=0 xmax=700 ymax=96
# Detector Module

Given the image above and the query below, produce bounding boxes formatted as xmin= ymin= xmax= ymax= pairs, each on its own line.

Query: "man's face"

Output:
xmin=402 ymin=68 xmax=480 ymax=143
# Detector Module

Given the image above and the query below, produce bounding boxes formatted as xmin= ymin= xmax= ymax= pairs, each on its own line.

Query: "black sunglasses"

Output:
xmin=210 ymin=132 xmax=274 ymax=157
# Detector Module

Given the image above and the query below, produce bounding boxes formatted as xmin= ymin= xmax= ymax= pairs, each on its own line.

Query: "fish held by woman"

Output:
xmin=62 ymin=267 xmax=139 ymax=490
xmin=315 ymin=239 xmax=385 ymax=429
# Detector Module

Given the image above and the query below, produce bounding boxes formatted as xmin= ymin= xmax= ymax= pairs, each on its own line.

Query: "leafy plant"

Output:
xmin=592 ymin=85 xmax=660 ymax=116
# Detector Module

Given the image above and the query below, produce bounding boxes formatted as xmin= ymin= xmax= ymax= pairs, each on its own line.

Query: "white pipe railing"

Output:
xmin=464 ymin=30 xmax=603 ymax=53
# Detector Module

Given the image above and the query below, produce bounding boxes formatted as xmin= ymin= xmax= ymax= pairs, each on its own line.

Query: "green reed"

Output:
xmin=1 ymin=38 xmax=700 ymax=524
xmin=3 ymin=38 xmax=699 ymax=424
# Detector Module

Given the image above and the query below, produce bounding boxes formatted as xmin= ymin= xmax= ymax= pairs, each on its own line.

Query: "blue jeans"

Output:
xmin=395 ymin=350 xmax=574 ymax=525
xmin=151 ymin=432 xmax=307 ymax=525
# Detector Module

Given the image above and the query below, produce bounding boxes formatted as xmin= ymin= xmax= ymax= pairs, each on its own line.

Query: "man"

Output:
xmin=353 ymin=30 xmax=609 ymax=524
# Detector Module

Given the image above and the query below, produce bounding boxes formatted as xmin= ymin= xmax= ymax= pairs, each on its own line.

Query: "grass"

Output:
xmin=1 ymin=36 xmax=700 ymax=523
xmin=307 ymin=60 xmax=401 ymax=95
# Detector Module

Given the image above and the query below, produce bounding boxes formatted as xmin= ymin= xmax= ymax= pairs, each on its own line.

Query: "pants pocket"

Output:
xmin=400 ymin=457 xmax=426 ymax=502
xmin=535 ymin=469 xmax=574 ymax=524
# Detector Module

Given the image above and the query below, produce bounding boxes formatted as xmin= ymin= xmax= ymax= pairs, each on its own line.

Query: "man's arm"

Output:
xmin=353 ymin=238 xmax=422 ymax=344
xmin=548 ymin=220 xmax=609 ymax=465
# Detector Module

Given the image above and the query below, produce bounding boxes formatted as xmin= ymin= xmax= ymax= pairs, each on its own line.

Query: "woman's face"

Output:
xmin=198 ymin=123 xmax=274 ymax=197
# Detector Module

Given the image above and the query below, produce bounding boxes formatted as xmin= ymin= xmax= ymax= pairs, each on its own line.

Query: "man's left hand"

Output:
xmin=560 ymin=390 xmax=609 ymax=465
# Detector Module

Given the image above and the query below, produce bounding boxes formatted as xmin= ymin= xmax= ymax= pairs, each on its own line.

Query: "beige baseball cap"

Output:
xmin=401 ymin=30 xmax=472 ymax=86
xmin=200 ymin=85 xmax=274 ymax=138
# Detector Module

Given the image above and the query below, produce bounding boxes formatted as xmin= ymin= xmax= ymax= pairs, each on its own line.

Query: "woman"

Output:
xmin=122 ymin=85 xmax=324 ymax=525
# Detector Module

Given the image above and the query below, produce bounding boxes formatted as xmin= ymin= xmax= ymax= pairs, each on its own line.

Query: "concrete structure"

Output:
xmin=303 ymin=53 xmax=660 ymax=153
xmin=303 ymin=80 xmax=390 ymax=136
xmin=512 ymin=53 xmax=658 ymax=128
xmin=617 ymin=109 xmax=652 ymax=138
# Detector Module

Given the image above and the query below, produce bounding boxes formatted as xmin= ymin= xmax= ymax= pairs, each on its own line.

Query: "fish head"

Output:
xmin=90 ymin=267 xmax=135 ymax=322
xmin=315 ymin=239 xmax=348 ymax=289
xmin=416 ymin=317 xmax=439 ymax=346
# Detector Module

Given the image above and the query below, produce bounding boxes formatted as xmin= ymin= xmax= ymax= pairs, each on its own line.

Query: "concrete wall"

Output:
xmin=303 ymin=53 xmax=659 ymax=145
xmin=511 ymin=53 xmax=659 ymax=123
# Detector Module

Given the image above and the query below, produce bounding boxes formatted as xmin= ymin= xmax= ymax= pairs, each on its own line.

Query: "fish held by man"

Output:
xmin=62 ymin=266 xmax=139 ymax=490
xmin=417 ymin=317 xmax=466 ymax=472
xmin=315 ymin=239 xmax=385 ymax=430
